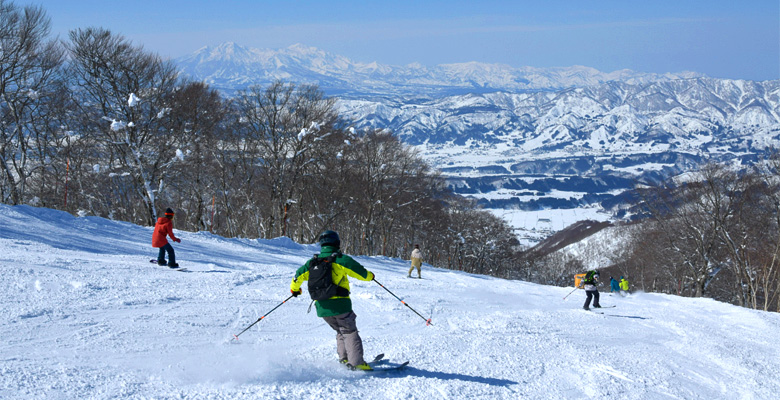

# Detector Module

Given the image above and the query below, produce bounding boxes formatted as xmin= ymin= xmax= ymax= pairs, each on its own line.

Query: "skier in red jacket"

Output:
xmin=153 ymin=208 xmax=181 ymax=267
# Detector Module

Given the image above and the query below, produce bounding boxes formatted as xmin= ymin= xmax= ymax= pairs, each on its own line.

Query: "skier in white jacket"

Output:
xmin=408 ymin=244 xmax=423 ymax=278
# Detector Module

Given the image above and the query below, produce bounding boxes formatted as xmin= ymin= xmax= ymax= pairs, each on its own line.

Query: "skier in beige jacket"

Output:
xmin=408 ymin=244 xmax=423 ymax=278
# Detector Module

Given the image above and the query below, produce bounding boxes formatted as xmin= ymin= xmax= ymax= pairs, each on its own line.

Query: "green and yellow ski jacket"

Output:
xmin=290 ymin=245 xmax=374 ymax=317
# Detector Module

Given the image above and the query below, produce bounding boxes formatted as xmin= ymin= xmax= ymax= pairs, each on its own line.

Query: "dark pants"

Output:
xmin=157 ymin=243 xmax=175 ymax=265
xmin=584 ymin=290 xmax=600 ymax=309
xmin=322 ymin=311 xmax=365 ymax=366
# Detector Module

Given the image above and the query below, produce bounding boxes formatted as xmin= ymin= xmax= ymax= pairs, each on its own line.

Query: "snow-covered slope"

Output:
xmin=2 ymin=205 xmax=779 ymax=399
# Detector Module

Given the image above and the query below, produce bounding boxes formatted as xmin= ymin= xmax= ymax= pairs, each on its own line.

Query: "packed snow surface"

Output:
xmin=1 ymin=205 xmax=779 ymax=399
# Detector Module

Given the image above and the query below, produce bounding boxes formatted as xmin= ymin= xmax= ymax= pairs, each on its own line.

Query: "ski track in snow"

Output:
xmin=1 ymin=204 xmax=780 ymax=399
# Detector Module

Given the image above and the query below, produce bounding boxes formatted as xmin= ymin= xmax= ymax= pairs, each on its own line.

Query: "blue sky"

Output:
xmin=30 ymin=0 xmax=780 ymax=80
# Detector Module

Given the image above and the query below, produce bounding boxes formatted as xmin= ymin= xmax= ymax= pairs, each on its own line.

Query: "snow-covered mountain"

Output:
xmin=340 ymin=78 xmax=780 ymax=215
xmin=176 ymin=42 xmax=702 ymax=97
xmin=3 ymin=204 xmax=780 ymax=398
xmin=175 ymin=43 xmax=780 ymax=242
xmin=341 ymin=78 xmax=780 ymax=146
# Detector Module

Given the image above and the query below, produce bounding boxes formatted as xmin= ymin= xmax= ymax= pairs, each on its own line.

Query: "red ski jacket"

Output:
xmin=152 ymin=217 xmax=178 ymax=247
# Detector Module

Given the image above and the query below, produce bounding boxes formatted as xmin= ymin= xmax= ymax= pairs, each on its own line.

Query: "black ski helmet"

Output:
xmin=318 ymin=230 xmax=340 ymax=247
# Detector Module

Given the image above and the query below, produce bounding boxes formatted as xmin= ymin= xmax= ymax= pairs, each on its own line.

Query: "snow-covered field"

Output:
xmin=488 ymin=207 xmax=613 ymax=246
xmin=2 ymin=204 xmax=779 ymax=399
xmin=416 ymin=141 xmax=626 ymax=241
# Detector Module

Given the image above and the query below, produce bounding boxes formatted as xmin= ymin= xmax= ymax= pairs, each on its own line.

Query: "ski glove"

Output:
xmin=291 ymin=289 xmax=302 ymax=297
xmin=175 ymin=238 xmax=181 ymax=243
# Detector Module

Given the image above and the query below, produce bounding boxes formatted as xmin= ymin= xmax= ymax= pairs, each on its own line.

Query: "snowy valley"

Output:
xmin=175 ymin=43 xmax=780 ymax=243
xmin=2 ymin=205 xmax=779 ymax=399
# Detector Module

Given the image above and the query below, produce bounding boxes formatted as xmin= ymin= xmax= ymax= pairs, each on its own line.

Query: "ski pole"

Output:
xmin=232 ymin=294 xmax=294 ymax=340
xmin=563 ymin=286 xmax=580 ymax=300
xmin=373 ymin=278 xmax=432 ymax=326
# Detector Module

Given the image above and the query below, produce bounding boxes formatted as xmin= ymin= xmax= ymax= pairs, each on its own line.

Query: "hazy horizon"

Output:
xmin=27 ymin=0 xmax=780 ymax=81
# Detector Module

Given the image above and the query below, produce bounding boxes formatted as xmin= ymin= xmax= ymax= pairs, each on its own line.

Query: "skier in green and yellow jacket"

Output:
xmin=290 ymin=230 xmax=375 ymax=371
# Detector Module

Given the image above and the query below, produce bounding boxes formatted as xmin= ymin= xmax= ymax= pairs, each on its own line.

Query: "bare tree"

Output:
xmin=158 ymin=81 xmax=227 ymax=232
xmin=234 ymin=81 xmax=337 ymax=238
xmin=623 ymin=220 xmax=692 ymax=295
xmin=0 ymin=1 xmax=65 ymax=205
xmin=639 ymin=167 xmax=730 ymax=297
xmin=66 ymin=28 xmax=180 ymax=225
xmin=750 ymin=154 xmax=780 ymax=311
xmin=348 ymin=129 xmax=416 ymax=254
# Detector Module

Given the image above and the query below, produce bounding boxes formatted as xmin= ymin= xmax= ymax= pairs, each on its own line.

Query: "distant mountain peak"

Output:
xmin=286 ymin=43 xmax=320 ymax=53
xmin=185 ymin=41 xmax=257 ymax=64
xmin=216 ymin=41 xmax=239 ymax=48
xmin=175 ymin=42 xmax=708 ymax=96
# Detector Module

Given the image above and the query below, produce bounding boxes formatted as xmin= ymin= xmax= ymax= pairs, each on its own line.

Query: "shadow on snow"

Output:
xmin=364 ymin=366 xmax=518 ymax=387
xmin=605 ymin=314 xmax=650 ymax=320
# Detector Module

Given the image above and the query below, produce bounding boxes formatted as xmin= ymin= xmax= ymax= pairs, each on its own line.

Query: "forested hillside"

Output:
xmin=0 ymin=3 xmax=520 ymax=277
xmin=526 ymin=159 xmax=780 ymax=312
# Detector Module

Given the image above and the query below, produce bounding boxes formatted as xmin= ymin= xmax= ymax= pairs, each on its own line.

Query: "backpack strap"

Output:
xmin=327 ymin=252 xmax=349 ymax=297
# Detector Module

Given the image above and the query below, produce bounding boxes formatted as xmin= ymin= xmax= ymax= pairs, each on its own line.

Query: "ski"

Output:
xmin=582 ymin=305 xmax=615 ymax=313
xmin=341 ymin=353 xmax=384 ymax=369
xmin=367 ymin=361 xmax=409 ymax=372
xmin=345 ymin=354 xmax=408 ymax=372
xmin=582 ymin=308 xmax=604 ymax=314
xmin=365 ymin=354 xmax=408 ymax=372
xmin=368 ymin=353 xmax=385 ymax=365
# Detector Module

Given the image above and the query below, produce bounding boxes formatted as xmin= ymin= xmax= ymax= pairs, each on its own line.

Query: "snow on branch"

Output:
xmin=128 ymin=93 xmax=141 ymax=107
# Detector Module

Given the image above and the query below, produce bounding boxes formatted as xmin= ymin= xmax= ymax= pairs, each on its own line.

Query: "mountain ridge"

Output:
xmin=175 ymin=42 xmax=705 ymax=96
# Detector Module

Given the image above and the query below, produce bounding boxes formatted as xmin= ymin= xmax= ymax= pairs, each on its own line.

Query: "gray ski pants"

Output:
xmin=322 ymin=311 xmax=365 ymax=366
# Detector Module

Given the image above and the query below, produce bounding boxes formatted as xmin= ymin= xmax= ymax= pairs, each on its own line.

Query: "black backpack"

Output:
xmin=584 ymin=270 xmax=599 ymax=284
xmin=307 ymin=252 xmax=350 ymax=301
